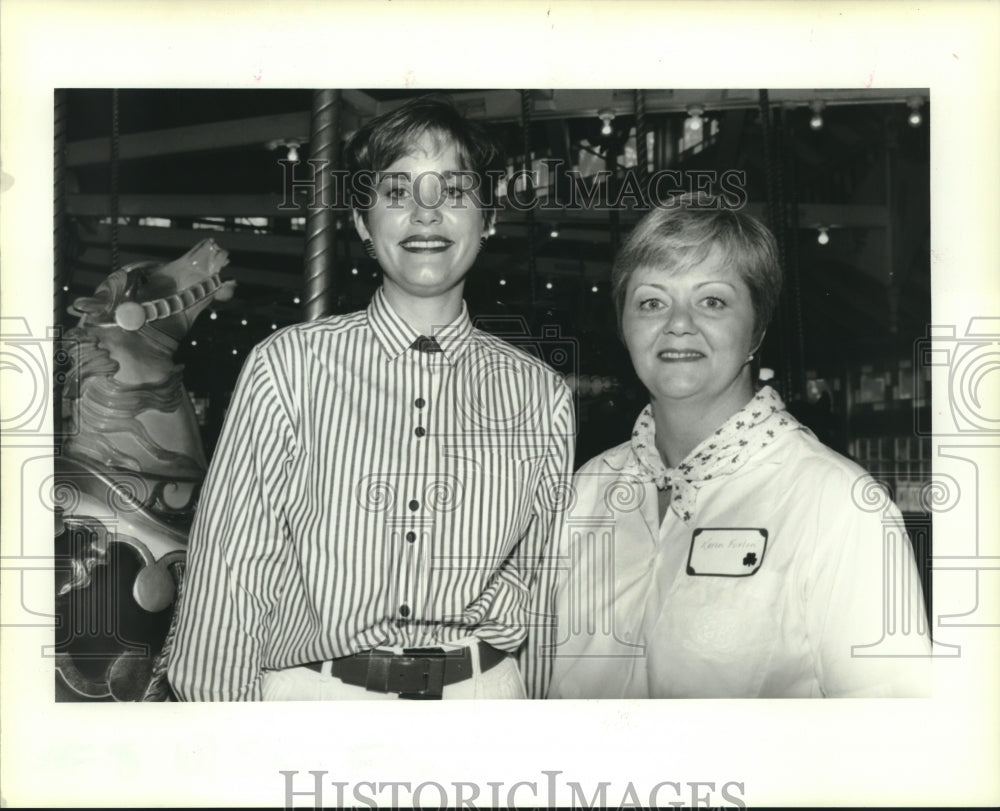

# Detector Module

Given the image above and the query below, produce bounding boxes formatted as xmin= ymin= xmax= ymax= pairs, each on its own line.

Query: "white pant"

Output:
xmin=262 ymin=640 xmax=527 ymax=701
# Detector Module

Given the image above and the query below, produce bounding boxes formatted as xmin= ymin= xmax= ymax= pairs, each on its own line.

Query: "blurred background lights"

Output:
xmin=810 ymin=100 xmax=825 ymax=130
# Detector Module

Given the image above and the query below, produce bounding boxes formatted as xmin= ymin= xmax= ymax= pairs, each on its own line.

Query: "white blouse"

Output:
xmin=549 ymin=425 xmax=931 ymax=698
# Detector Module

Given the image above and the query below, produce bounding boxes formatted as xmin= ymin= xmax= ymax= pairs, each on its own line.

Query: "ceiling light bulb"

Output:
xmin=271 ymin=323 xmax=278 ymax=330
xmin=190 ymin=340 xmax=197 ymax=346
xmin=545 ymin=281 xmax=553 ymax=290
xmin=591 ymin=285 xmax=599 ymax=293
xmin=809 ymin=101 xmax=825 ymax=131
xmin=817 ymin=227 xmax=830 ymax=245
xmin=286 ymin=141 xmax=300 ymax=162
xmin=293 ymin=296 xmax=301 ymax=305
xmin=598 ymin=109 xmax=615 ymax=137
xmin=241 ymin=318 xmax=248 ymax=326
xmin=499 ymin=278 xmax=507 ymax=286
xmin=550 ymin=226 xmax=559 ymax=238
xmin=209 ymin=311 xmax=218 ymax=320
xmin=231 ymin=349 xmax=238 ymax=356
xmin=686 ymin=105 xmax=704 ymax=132
xmin=906 ymin=96 xmax=924 ymax=128
xmin=351 ymin=267 xmax=359 ymax=275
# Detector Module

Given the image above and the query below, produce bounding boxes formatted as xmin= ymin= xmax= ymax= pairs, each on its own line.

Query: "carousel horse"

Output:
xmin=55 ymin=238 xmax=235 ymax=701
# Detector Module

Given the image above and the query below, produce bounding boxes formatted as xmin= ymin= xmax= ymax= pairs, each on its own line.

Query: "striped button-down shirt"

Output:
xmin=167 ymin=288 xmax=575 ymax=700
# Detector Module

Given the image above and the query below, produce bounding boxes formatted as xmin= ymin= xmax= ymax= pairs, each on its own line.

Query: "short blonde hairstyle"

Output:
xmin=611 ymin=193 xmax=782 ymax=347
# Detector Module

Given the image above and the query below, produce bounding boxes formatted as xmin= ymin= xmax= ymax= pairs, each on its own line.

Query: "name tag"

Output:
xmin=686 ymin=528 xmax=768 ymax=577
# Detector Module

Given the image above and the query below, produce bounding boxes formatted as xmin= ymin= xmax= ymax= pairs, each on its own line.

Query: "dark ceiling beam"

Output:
xmin=67 ymin=112 xmax=311 ymax=166
xmin=67 ymin=193 xmax=309 ymax=217
xmin=79 ymin=223 xmax=305 ymax=256
xmin=66 ymin=90 xmax=379 ymax=168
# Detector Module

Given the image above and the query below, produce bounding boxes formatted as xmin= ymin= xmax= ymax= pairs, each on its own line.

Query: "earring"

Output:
xmin=747 ymin=353 xmax=755 ymax=363
xmin=363 ymin=239 xmax=377 ymax=259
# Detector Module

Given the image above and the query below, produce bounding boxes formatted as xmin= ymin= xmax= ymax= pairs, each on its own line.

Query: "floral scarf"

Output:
xmin=631 ymin=385 xmax=802 ymax=525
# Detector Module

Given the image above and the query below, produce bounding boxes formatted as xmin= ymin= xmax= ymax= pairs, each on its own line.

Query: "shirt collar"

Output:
xmin=366 ymin=287 xmax=474 ymax=364
xmin=603 ymin=388 xmax=795 ymax=478
xmin=601 ymin=440 xmax=643 ymax=475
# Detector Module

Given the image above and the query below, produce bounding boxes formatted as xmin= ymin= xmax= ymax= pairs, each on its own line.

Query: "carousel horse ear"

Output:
xmin=114 ymin=302 xmax=148 ymax=331
xmin=214 ymin=280 xmax=236 ymax=302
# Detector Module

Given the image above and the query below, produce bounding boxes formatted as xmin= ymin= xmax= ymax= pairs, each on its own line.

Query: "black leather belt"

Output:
xmin=303 ymin=640 xmax=509 ymax=699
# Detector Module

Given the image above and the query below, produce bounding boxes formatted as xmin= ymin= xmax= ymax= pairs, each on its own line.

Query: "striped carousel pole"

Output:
xmin=520 ymin=90 xmax=537 ymax=315
xmin=110 ymin=89 xmax=121 ymax=273
xmin=302 ymin=89 xmax=342 ymax=321
xmin=54 ymin=89 xmax=68 ymax=329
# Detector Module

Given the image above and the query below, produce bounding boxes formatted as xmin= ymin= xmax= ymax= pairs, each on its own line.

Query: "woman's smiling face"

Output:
xmin=622 ymin=245 xmax=757 ymax=412
xmin=354 ymin=129 xmax=486 ymax=304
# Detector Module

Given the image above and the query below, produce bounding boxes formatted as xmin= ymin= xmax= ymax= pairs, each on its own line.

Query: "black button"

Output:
xmin=405 ymin=531 xmax=417 ymax=543
xmin=399 ymin=604 xmax=411 ymax=618
xmin=408 ymin=499 xmax=419 ymax=511
xmin=415 ymin=397 xmax=426 ymax=408
xmin=414 ymin=426 xmax=426 ymax=438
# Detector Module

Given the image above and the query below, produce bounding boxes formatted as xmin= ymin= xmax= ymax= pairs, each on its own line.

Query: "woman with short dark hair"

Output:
xmin=169 ymin=97 xmax=574 ymax=701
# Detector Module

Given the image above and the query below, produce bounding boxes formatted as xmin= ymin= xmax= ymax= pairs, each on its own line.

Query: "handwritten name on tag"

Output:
xmin=686 ymin=528 xmax=768 ymax=577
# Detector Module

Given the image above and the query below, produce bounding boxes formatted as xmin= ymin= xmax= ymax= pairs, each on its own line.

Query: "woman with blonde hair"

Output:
xmin=549 ymin=195 xmax=929 ymax=698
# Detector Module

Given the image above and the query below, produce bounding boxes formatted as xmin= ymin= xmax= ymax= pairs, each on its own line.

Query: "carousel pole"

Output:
xmin=54 ymin=89 xmax=69 ymax=442
xmin=110 ymin=89 xmax=120 ymax=273
xmin=54 ymin=89 xmax=68 ymax=329
xmin=302 ymin=89 xmax=341 ymax=321
xmin=520 ymin=90 xmax=537 ymax=317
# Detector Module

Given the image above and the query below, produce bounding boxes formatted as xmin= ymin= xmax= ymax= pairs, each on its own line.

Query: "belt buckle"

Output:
xmin=397 ymin=649 xmax=447 ymax=700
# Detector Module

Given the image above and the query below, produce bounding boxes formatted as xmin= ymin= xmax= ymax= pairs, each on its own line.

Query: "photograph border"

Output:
xmin=2 ymin=1 xmax=998 ymax=807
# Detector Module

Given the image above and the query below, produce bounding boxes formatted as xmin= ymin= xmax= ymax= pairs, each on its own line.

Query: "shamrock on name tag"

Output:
xmin=686 ymin=528 xmax=768 ymax=577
